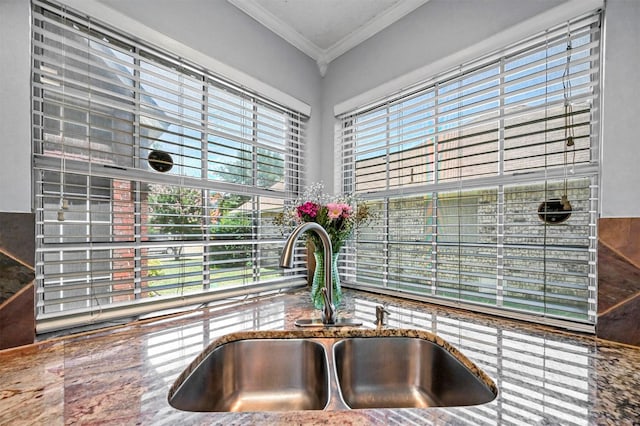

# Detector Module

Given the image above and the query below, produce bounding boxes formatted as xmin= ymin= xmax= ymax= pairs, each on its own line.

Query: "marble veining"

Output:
xmin=598 ymin=217 xmax=640 ymax=346
xmin=0 ymin=252 xmax=34 ymax=306
xmin=1 ymin=289 xmax=640 ymax=425
xmin=0 ymin=251 xmax=35 ymax=350
xmin=0 ymin=211 xmax=36 ymax=350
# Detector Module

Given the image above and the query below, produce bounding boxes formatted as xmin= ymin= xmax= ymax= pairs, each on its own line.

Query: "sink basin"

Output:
xmin=168 ymin=339 xmax=330 ymax=412
xmin=168 ymin=330 xmax=497 ymax=412
xmin=333 ymin=336 xmax=497 ymax=409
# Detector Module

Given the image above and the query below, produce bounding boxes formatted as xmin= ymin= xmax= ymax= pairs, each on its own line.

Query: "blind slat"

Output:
xmin=32 ymin=0 xmax=307 ymax=333
xmin=336 ymin=11 xmax=600 ymax=327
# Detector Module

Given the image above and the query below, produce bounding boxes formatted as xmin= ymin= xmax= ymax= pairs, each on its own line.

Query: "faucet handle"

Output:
xmin=375 ymin=304 xmax=390 ymax=327
xmin=320 ymin=287 xmax=336 ymax=324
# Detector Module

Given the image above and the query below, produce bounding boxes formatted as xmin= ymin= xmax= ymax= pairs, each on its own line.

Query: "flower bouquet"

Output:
xmin=274 ymin=183 xmax=372 ymax=309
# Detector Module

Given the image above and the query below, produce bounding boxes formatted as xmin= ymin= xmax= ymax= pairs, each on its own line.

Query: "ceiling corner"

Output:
xmin=323 ymin=0 xmax=430 ymax=64
xmin=228 ymin=0 xmax=324 ymax=62
xmin=228 ymin=0 xmax=430 ymax=76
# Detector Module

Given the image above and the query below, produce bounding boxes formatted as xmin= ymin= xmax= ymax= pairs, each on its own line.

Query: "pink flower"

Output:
xmin=339 ymin=204 xmax=353 ymax=218
xmin=326 ymin=203 xmax=343 ymax=219
xmin=297 ymin=202 xmax=319 ymax=218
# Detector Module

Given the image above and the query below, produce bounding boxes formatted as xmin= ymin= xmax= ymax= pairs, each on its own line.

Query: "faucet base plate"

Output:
xmin=294 ymin=318 xmax=363 ymax=328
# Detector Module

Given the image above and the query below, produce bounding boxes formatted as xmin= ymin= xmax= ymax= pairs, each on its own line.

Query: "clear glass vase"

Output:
xmin=311 ymin=249 xmax=342 ymax=310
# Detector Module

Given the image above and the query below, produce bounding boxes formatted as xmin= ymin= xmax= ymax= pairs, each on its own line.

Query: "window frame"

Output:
xmin=336 ymin=12 xmax=601 ymax=331
xmin=32 ymin=0 xmax=308 ymax=334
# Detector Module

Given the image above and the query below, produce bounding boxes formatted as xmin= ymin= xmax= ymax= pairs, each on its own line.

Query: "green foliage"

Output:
xmin=210 ymin=213 xmax=253 ymax=268
xmin=147 ymin=258 xmax=164 ymax=277
xmin=146 ymin=144 xmax=286 ymax=268
xmin=147 ymin=185 xmax=204 ymax=237
xmin=210 ymin=146 xmax=284 ymax=190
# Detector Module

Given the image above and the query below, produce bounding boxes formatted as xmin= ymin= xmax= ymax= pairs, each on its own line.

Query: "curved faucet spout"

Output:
xmin=280 ymin=222 xmax=336 ymax=324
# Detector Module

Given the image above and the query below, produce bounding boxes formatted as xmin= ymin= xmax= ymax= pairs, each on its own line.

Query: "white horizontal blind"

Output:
xmin=32 ymin=0 xmax=308 ymax=333
xmin=352 ymin=297 xmax=593 ymax=424
xmin=337 ymin=12 xmax=600 ymax=328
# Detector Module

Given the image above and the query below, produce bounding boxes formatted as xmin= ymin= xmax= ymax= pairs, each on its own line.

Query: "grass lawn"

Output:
xmin=145 ymin=256 xmax=280 ymax=297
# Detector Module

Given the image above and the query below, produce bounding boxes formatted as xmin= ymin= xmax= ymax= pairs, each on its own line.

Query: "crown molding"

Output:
xmin=228 ymin=0 xmax=324 ymax=61
xmin=320 ymin=0 xmax=429 ymax=65
xmin=334 ymin=0 xmax=604 ymax=116
xmin=229 ymin=0 xmax=429 ymax=77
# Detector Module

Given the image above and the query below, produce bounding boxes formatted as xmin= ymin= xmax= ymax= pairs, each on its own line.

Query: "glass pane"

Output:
xmin=33 ymin=2 xmax=305 ymax=330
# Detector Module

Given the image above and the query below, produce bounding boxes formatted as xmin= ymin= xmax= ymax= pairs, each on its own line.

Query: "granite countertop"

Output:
xmin=1 ymin=288 xmax=639 ymax=425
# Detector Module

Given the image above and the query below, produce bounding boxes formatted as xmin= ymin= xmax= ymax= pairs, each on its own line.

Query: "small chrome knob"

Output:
xmin=375 ymin=305 xmax=390 ymax=327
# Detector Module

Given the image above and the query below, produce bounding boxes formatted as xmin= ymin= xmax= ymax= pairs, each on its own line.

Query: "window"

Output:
xmin=337 ymin=12 xmax=600 ymax=329
xmin=32 ymin=0 xmax=307 ymax=333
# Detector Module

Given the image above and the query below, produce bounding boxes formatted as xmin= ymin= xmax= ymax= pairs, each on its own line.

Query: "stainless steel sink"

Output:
xmin=333 ymin=336 xmax=497 ymax=409
xmin=168 ymin=339 xmax=330 ymax=412
xmin=168 ymin=330 xmax=497 ymax=412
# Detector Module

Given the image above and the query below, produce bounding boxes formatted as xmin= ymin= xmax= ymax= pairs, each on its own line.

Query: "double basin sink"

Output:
xmin=168 ymin=328 xmax=497 ymax=412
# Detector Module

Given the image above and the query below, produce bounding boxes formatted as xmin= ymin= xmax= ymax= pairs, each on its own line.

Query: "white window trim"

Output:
xmin=32 ymin=0 xmax=309 ymax=334
xmin=334 ymin=10 xmax=602 ymax=332
xmin=333 ymin=0 xmax=603 ymax=117
xmin=57 ymin=0 xmax=312 ymax=117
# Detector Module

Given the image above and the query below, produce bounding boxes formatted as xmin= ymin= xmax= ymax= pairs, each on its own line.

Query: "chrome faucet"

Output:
xmin=280 ymin=222 xmax=337 ymax=324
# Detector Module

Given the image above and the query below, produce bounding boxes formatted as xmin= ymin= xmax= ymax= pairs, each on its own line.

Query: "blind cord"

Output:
xmin=543 ymin=31 xmax=550 ymax=316
xmin=57 ymin=5 xmax=68 ymax=222
xmin=562 ymin=23 xmax=575 ymax=211
xmin=87 ymin=16 xmax=103 ymax=320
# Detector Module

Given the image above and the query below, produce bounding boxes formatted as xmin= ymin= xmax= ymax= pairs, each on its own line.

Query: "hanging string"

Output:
xmin=179 ymin=174 xmax=186 ymax=299
xmin=456 ymin=65 xmax=463 ymax=303
xmin=561 ymin=22 xmax=575 ymax=211
xmin=178 ymin=71 xmax=186 ymax=299
xmin=543 ymin=31 xmax=550 ymax=316
xmin=58 ymin=6 xmax=68 ymax=222
xmin=87 ymin=17 xmax=103 ymax=320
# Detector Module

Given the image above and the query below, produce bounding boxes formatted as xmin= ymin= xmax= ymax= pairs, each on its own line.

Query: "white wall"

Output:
xmin=90 ymin=0 xmax=320 ymax=114
xmin=84 ymin=0 xmax=324 ymax=184
xmin=321 ymin=0 xmax=640 ymax=218
xmin=601 ymin=0 xmax=640 ymax=217
xmin=2 ymin=0 xmax=638 ymax=217
xmin=0 ymin=0 xmax=32 ymax=213
xmin=0 ymin=0 xmax=322 ymax=213
xmin=320 ymin=0 xmax=568 ymax=188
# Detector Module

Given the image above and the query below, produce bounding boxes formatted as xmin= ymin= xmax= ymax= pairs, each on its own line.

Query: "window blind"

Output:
xmin=337 ymin=12 xmax=600 ymax=330
xmin=352 ymin=297 xmax=592 ymax=424
xmin=32 ymin=0 xmax=308 ymax=333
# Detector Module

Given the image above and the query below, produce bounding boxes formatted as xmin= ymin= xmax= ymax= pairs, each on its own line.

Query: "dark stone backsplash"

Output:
xmin=597 ymin=217 xmax=640 ymax=347
xmin=0 ymin=254 xmax=34 ymax=305
xmin=0 ymin=212 xmax=35 ymax=304
xmin=0 ymin=212 xmax=36 ymax=349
